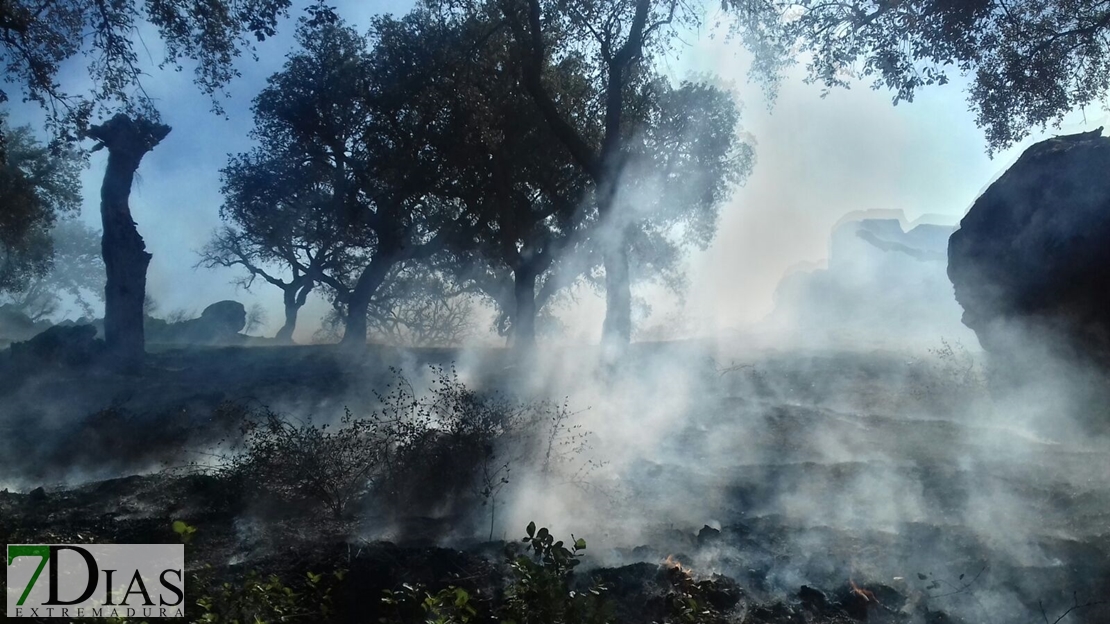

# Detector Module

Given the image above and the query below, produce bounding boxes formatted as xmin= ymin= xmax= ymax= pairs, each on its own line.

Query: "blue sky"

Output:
xmin=8 ymin=0 xmax=1107 ymax=340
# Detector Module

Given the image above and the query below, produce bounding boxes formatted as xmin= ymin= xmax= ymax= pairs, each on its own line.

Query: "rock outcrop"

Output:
xmin=948 ymin=129 xmax=1110 ymax=367
xmin=146 ymin=300 xmax=248 ymax=346
xmin=769 ymin=212 xmax=972 ymax=349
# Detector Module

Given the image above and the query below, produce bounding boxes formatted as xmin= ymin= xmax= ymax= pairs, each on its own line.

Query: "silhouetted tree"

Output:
xmin=372 ymin=10 xmax=595 ymax=351
xmin=87 ymin=113 xmax=170 ymax=369
xmin=313 ymin=268 xmax=478 ymax=346
xmin=368 ymin=267 xmax=478 ymax=346
xmin=200 ymin=145 xmax=358 ymax=343
xmin=237 ymin=9 xmax=474 ymax=348
xmin=449 ymin=0 xmax=752 ymax=349
xmin=482 ymin=0 xmax=691 ymax=348
xmin=729 ymin=0 xmax=1110 ymax=152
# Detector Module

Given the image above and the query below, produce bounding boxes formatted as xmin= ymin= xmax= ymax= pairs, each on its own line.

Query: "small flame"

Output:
xmin=663 ymin=555 xmax=692 ymax=576
xmin=849 ymin=579 xmax=878 ymax=604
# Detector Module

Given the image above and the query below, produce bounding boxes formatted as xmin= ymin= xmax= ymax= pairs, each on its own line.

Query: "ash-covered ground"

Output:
xmin=1 ymin=342 xmax=1107 ymax=623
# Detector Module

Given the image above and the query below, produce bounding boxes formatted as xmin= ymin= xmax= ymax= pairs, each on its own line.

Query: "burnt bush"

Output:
xmin=220 ymin=365 xmax=591 ymax=525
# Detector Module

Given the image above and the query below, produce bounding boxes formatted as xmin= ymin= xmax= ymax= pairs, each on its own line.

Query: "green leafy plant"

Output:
xmin=194 ymin=568 xmax=343 ymax=624
xmin=382 ymin=583 xmax=480 ymax=624
xmin=171 ymin=520 xmax=197 ymax=544
xmin=501 ymin=522 xmax=611 ymax=624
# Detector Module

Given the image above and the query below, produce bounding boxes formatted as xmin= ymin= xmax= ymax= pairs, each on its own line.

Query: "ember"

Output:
xmin=663 ymin=555 xmax=693 ymax=576
xmin=849 ymin=579 xmax=878 ymax=605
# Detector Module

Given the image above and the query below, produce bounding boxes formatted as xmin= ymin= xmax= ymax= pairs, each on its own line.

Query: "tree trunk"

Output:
xmin=511 ymin=265 xmax=538 ymax=351
xmin=340 ymin=253 xmax=396 ymax=348
xmin=594 ymin=151 xmax=633 ymax=349
xmin=275 ymin=297 xmax=300 ymax=344
xmin=601 ymin=236 xmax=631 ymax=348
xmin=274 ymin=281 xmax=312 ymax=344
xmin=88 ymin=115 xmax=171 ymax=371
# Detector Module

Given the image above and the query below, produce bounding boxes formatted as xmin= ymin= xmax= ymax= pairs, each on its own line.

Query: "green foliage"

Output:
xmin=382 ymin=584 xmax=480 ymax=624
xmin=193 ymin=568 xmax=341 ymax=624
xmin=381 ymin=523 xmax=610 ymax=624
xmin=502 ymin=523 xmax=611 ymax=624
xmin=85 ymin=565 xmax=343 ymax=624
xmin=171 ymin=519 xmax=197 ymax=544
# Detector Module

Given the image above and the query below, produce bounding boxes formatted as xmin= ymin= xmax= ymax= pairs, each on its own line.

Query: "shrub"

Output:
xmin=221 ymin=365 xmax=596 ymax=528
xmin=224 ymin=406 xmax=385 ymax=519
xmin=382 ymin=584 xmax=481 ymax=624
xmin=381 ymin=522 xmax=612 ymax=624
xmin=502 ymin=522 xmax=611 ymax=624
xmin=907 ymin=338 xmax=986 ymax=412
xmin=193 ymin=568 xmax=342 ymax=623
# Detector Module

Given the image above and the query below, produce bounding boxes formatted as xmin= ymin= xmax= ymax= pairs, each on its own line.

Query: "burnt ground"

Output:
xmin=0 ymin=342 xmax=1108 ymax=623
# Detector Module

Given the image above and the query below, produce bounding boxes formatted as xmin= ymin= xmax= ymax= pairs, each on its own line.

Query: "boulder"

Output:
xmin=199 ymin=300 xmax=247 ymax=334
xmin=948 ymin=129 xmax=1110 ymax=367
xmin=146 ymin=300 xmax=247 ymax=346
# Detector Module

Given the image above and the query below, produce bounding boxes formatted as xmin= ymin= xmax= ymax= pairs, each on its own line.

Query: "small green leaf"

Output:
xmin=526 ymin=522 xmax=536 ymax=538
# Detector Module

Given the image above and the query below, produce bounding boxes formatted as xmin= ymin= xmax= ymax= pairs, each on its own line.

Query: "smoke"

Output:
xmin=3 ymin=4 xmax=1109 ymax=624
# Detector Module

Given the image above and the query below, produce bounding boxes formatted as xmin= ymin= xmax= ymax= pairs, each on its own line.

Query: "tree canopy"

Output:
xmin=0 ymin=115 xmax=83 ymax=294
xmin=1 ymin=0 xmax=291 ymax=139
xmin=730 ymin=0 xmax=1110 ymax=152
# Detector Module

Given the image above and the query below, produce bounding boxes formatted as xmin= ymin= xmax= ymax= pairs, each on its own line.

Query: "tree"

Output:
xmin=383 ymin=3 xmax=750 ymax=350
xmin=200 ymin=145 xmax=358 ymax=343
xmin=483 ymin=0 xmax=685 ymax=348
xmin=382 ymin=10 xmax=596 ymax=350
xmin=0 ymin=115 xmax=83 ymax=294
xmin=198 ymin=227 xmax=311 ymax=343
xmin=367 ymin=266 xmax=479 ymax=346
xmin=478 ymin=0 xmax=751 ymax=348
xmin=313 ymin=268 xmax=479 ymax=347
xmin=2 ymin=219 xmax=104 ymax=321
xmin=729 ymin=0 xmax=1110 ymax=153
xmin=0 ymin=0 xmax=291 ymax=141
xmin=238 ymin=8 xmax=473 ymax=348
xmin=87 ymin=113 xmax=170 ymax=369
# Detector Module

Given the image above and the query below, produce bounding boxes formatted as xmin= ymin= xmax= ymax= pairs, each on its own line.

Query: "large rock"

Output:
xmin=146 ymin=300 xmax=247 ymax=346
xmin=768 ymin=211 xmax=973 ymax=349
xmin=198 ymin=300 xmax=247 ymax=334
xmin=948 ymin=129 xmax=1110 ymax=366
